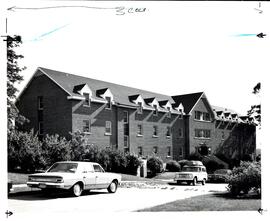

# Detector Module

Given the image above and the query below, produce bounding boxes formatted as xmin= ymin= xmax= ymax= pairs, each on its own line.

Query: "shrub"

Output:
xmin=70 ymin=131 xmax=89 ymax=161
xmin=8 ymin=130 xmax=43 ymax=172
xmin=41 ymin=134 xmax=71 ymax=168
xmin=187 ymin=152 xmax=203 ymax=161
xmin=228 ymin=161 xmax=261 ymax=196
xmin=125 ymin=154 xmax=142 ymax=175
xmin=147 ymin=157 xmax=164 ymax=177
xmin=166 ymin=160 xmax=180 ymax=172
xmin=203 ymin=159 xmax=224 ymax=174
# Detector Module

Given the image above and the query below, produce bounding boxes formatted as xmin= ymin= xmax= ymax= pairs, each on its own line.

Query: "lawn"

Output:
xmin=137 ymin=192 xmax=261 ymax=211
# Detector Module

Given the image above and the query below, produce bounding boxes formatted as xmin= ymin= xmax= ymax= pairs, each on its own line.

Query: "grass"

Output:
xmin=137 ymin=192 xmax=261 ymax=211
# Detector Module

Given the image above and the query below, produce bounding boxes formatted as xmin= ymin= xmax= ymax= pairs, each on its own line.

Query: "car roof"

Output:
xmin=54 ymin=161 xmax=99 ymax=165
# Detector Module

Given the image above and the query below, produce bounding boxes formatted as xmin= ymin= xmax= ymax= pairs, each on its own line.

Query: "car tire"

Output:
xmin=202 ymin=179 xmax=206 ymax=186
xmin=72 ymin=183 xmax=83 ymax=197
xmin=107 ymin=181 xmax=118 ymax=193
xmin=192 ymin=177 xmax=197 ymax=186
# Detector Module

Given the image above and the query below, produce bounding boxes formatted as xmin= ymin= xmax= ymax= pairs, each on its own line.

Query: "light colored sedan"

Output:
xmin=27 ymin=161 xmax=121 ymax=197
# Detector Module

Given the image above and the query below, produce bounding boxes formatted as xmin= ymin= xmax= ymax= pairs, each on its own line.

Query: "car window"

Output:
xmin=47 ymin=163 xmax=78 ymax=173
xmin=202 ymin=167 xmax=206 ymax=172
xmin=82 ymin=164 xmax=94 ymax=173
xmin=182 ymin=167 xmax=200 ymax=172
xmin=93 ymin=164 xmax=104 ymax=173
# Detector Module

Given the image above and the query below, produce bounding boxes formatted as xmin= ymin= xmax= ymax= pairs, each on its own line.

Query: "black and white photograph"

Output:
xmin=0 ymin=0 xmax=269 ymax=220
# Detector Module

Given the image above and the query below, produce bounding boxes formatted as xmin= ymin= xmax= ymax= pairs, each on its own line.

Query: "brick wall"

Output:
xmin=188 ymin=97 xmax=215 ymax=154
xmin=72 ymin=101 xmax=117 ymax=148
xmin=16 ymin=71 xmax=72 ymax=138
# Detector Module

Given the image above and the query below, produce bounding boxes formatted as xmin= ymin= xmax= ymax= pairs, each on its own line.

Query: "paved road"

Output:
xmin=8 ymin=183 xmax=227 ymax=218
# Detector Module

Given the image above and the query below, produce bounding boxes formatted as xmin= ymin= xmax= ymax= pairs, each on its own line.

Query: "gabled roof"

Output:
xmin=144 ymin=97 xmax=156 ymax=105
xmin=34 ymin=67 xmax=175 ymax=107
xmin=73 ymin=84 xmax=87 ymax=93
xmin=96 ymin=88 xmax=109 ymax=97
xmin=172 ymin=92 xmax=204 ymax=114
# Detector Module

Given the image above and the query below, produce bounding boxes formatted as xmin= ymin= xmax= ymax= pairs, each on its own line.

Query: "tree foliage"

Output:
xmin=7 ymin=35 xmax=27 ymax=130
xmin=248 ymin=82 xmax=261 ymax=125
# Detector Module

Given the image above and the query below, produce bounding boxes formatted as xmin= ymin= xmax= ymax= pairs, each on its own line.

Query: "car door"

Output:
xmin=81 ymin=163 xmax=96 ymax=190
xmin=93 ymin=164 xmax=110 ymax=189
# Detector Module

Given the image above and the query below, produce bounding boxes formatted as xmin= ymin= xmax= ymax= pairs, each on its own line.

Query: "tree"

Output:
xmin=7 ymin=35 xmax=27 ymax=130
xmin=247 ymin=82 xmax=261 ymax=126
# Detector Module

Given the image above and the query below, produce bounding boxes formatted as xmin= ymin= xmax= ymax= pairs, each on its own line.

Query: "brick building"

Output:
xmin=16 ymin=67 xmax=256 ymax=162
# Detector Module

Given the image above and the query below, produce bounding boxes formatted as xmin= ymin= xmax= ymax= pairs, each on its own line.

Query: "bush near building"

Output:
xmin=8 ymin=130 xmax=142 ymax=175
xmin=147 ymin=156 xmax=164 ymax=177
xmin=166 ymin=160 xmax=180 ymax=172
xmin=228 ymin=161 xmax=261 ymax=197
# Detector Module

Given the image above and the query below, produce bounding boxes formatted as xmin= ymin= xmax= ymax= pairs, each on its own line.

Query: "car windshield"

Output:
xmin=47 ymin=163 xmax=78 ymax=173
xmin=182 ymin=167 xmax=200 ymax=172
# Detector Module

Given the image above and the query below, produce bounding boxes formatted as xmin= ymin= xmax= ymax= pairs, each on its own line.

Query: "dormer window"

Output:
xmin=167 ymin=107 xmax=171 ymax=118
xmin=83 ymin=93 xmax=90 ymax=106
xmin=138 ymin=102 xmax=143 ymax=114
xmin=153 ymin=104 xmax=158 ymax=116
xmin=105 ymin=96 xmax=112 ymax=109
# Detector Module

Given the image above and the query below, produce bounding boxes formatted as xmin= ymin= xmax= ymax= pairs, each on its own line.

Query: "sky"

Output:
xmin=4 ymin=0 xmax=269 ymax=115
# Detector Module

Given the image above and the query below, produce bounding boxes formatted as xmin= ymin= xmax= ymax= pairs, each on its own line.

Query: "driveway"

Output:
xmin=8 ymin=183 xmax=227 ymax=218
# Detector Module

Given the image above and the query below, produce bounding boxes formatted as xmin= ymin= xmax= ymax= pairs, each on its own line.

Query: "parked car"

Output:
xmin=208 ymin=169 xmax=232 ymax=183
xmin=174 ymin=163 xmax=208 ymax=185
xmin=27 ymin=161 xmax=121 ymax=197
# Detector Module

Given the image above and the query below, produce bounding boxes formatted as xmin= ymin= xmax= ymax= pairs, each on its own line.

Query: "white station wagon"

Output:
xmin=27 ymin=161 xmax=122 ymax=196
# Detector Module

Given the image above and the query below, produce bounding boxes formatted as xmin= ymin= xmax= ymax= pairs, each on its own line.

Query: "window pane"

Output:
xmin=83 ymin=120 xmax=90 ymax=132
xmin=167 ymin=146 xmax=171 ymax=156
xmin=153 ymin=126 xmax=158 ymax=136
xmin=137 ymin=124 xmax=143 ymax=135
xmin=153 ymin=146 xmax=158 ymax=154
xmin=105 ymin=121 xmax=111 ymax=134
xmin=166 ymin=126 xmax=171 ymax=136
xmin=83 ymin=93 xmax=90 ymax=106
xmin=123 ymin=111 xmax=128 ymax=123
xmin=106 ymin=97 xmax=111 ymax=109
xmin=38 ymin=96 xmax=43 ymax=110
xmin=138 ymin=102 xmax=143 ymax=114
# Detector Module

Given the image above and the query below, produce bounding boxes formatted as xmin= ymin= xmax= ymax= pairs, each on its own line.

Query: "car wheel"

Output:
xmin=202 ymin=179 xmax=206 ymax=186
xmin=192 ymin=177 xmax=197 ymax=186
xmin=107 ymin=181 xmax=118 ymax=193
xmin=72 ymin=183 xmax=83 ymax=197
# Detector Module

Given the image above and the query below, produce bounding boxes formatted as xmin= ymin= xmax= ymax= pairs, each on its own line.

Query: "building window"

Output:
xmin=123 ymin=111 xmax=128 ymax=123
xmin=83 ymin=93 xmax=90 ymax=106
xmin=105 ymin=97 xmax=112 ymax=109
xmin=38 ymin=96 xmax=43 ymax=110
xmin=153 ymin=125 xmax=158 ymax=137
xmin=138 ymin=146 xmax=143 ymax=156
xmin=179 ymin=128 xmax=183 ymax=137
xmin=137 ymin=102 xmax=143 ymax=114
xmin=153 ymin=104 xmax=158 ymax=116
xmin=153 ymin=146 xmax=158 ymax=154
xmin=105 ymin=121 xmax=112 ymax=135
xmin=137 ymin=124 xmax=143 ymax=136
xmin=203 ymin=112 xmax=210 ymax=121
xmin=195 ymin=129 xmax=211 ymax=138
xmin=179 ymin=146 xmax=183 ymax=156
xmin=195 ymin=111 xmax=202 ymax=120
xmin=195 ymin=111 xmax=211 ymax=121
xmin=167 ymin=146 xmax=171 ymax=157
xmin=167 ymin=107 xmax=171 ymax=118
xmin=166 ymin=126 xmax=171 ymax=137
xmin=124 ymin=135 xmax=129 ymax=147
xmin=83 ymin=120 xmax=91 ymax=133
xmin=38 ymin=122 xmax=44 ymax=135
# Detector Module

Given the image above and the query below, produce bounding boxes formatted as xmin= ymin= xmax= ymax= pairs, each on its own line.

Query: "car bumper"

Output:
xmin=174 ymin=178 xmax=193 ymax=182
xmin=27 ymin=182 xmax=71 ymax=189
